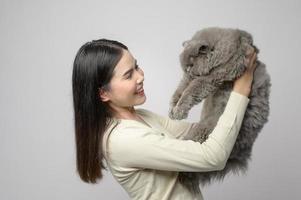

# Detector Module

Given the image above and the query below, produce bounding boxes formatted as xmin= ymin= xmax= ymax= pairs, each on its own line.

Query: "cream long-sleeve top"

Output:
xmin=102 ymin=91 xmax=250 ymax=200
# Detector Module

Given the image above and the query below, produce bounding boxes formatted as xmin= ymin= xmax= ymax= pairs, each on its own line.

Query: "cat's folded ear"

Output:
xmin=182 ymin=40 xmax=189 ymax=47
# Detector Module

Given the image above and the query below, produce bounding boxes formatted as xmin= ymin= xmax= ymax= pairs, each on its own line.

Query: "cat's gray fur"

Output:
xmin=168 ymin=27 xmax=271 ymax=194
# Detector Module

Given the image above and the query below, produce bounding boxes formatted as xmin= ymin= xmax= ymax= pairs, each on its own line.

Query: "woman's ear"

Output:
xmin=99 ymin=87 xmax=110 ymax=102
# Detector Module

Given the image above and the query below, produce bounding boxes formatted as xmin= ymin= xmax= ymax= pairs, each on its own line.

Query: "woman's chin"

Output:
xmin=135 ymin=95 xmax=146 ymax=105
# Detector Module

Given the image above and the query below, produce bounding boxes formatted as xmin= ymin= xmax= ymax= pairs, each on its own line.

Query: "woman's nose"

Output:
xmin=136 ymin=69 xmax=144 ymax=84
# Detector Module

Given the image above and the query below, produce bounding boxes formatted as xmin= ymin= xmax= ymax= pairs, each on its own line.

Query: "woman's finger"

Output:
xmin=250 ymin=56 xmax=258 ymax=72
xmin=246 ymin=47 xmax=255 ymax=58
xmin=249 ymin=52 xmax=257 ymax=67
xmin=244 ymin=53 xmax=257 ymax=74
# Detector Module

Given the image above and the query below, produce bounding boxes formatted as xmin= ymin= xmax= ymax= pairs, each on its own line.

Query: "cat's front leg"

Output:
xmin=169 ymin=74 xmax=191 ymax=108
xmin=169 ymin=78 xmax=218 ymax=120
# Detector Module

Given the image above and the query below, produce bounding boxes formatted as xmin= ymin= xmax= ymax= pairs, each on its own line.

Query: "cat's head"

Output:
xmin=179 ymin=27 xmax=258 ymax=78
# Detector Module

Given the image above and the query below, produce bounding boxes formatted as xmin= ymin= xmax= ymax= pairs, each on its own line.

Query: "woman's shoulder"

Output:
xmin=136 ymin=107 xmax=162 ymax=119
xmin=105 ymin=114 xmax=152 ymax=136
xmin=104 ymin=119 xmax=159 ymax=153
xmin=103 ymin=118 xmax=152 ymax=157
xmin=104 ymin=108 xmax=163 ymax=140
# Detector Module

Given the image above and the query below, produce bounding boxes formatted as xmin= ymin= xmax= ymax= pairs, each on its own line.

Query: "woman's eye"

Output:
xmin=126 ymin=64 xmax=140 ymax=79
xmin=127 ymin=74 xmax=132 ymax=79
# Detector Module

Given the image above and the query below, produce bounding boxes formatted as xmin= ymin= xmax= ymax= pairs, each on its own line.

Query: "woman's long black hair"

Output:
xmin=72 ymin=39 xmax=128 ymax=183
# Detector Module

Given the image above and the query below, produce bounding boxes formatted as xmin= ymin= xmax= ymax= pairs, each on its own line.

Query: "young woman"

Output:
xmin=72 ymin=39 xmax=257 ymax=200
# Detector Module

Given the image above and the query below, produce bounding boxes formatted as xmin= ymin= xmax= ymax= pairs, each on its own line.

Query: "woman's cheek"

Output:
xmin=122 ymin=82 xmax=136 ymax=95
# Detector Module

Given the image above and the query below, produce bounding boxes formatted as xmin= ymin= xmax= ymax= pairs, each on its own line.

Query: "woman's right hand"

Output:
xmin=233 ymin=48 xmax=258 ymax=97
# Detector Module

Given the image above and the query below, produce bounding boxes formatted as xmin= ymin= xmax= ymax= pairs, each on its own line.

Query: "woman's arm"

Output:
xmin=107 ymin=91 xmax=249 ymax=172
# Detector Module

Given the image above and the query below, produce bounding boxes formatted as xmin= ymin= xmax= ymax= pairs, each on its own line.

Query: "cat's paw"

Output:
xmin=170 ymin=93 xmax=182 ymax=107
xmin=168 ymin=106 xmax=188 ymax=120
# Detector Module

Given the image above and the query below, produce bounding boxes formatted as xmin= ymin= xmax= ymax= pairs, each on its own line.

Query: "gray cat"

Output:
xmin=168 ymin=27 xmax=271 ymax=194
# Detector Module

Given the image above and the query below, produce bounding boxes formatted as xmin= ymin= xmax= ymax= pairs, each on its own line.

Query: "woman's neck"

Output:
xmin=110 ymin=105 xmax=138 ymax=120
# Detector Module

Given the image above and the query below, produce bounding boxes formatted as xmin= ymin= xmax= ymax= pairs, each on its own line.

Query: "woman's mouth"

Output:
xmin=135 ymin=88 xmax=145 ymax=96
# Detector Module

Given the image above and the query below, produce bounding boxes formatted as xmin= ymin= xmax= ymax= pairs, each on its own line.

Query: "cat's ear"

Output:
xmin=182 ymin=40 xmax=189 ymax=47
xmin=208 ymin=42 xmax=236 ymax=68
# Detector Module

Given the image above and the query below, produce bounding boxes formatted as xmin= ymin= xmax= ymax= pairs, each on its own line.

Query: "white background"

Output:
xmin=1 ymin=0 xmax=300 ymax=199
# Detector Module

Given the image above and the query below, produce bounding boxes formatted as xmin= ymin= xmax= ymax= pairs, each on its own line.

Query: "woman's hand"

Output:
xmin=233 ymin=47 xmax=258 ymax=97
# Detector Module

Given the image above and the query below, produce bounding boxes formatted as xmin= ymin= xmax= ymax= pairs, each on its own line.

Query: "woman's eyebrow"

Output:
xmin=122 ymin=59 xmax=137 ymax=77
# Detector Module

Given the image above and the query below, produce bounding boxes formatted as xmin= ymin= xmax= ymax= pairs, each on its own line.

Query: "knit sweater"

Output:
xmin=102 ymin=91 xmax=250 ymax=200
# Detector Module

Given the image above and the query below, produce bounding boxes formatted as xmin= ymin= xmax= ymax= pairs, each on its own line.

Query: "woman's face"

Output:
xmin=100 ymin=49 xmax=146 ymax=111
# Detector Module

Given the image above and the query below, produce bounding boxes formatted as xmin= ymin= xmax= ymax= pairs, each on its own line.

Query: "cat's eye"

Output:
xmin=198 ymin=45 xmax=209 ymax=54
